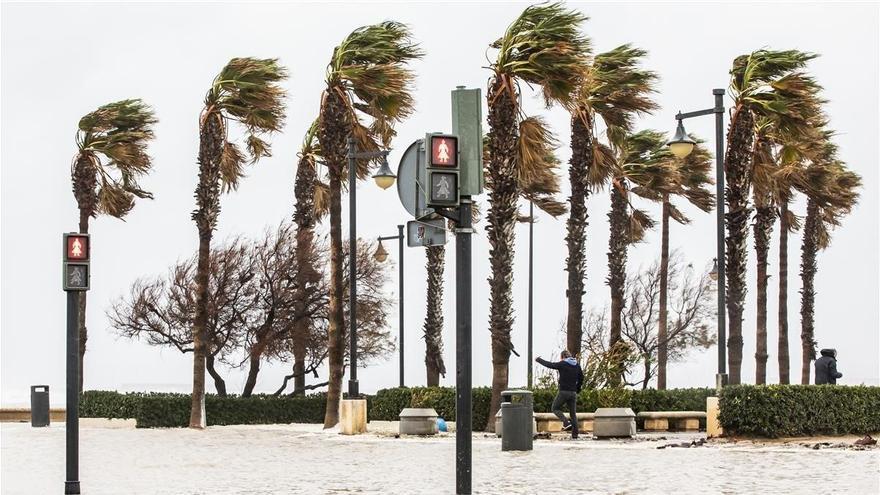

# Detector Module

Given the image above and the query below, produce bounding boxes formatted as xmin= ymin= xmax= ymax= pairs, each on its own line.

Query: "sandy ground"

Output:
xmin=2 ymin=422 xmax=878 ymax=494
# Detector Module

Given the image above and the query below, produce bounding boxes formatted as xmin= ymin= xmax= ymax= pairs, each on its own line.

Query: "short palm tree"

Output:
xmin=657 ymin=137 xmax=713 ymax=389
xmin=318 ymin=22 xmax=421 ymax=428
xmin=484 ymin=2 xmax=589 ymax=427
xmin=606 ymin=130 xmax=677 ymax=385
xmin=72 ymin=98 xmax=157 ymax=392
xmin=723 ymin=49 xmax=820 ymax=384
xmin=190 ymin=57 xmax=287 ymax=428
xmin=424 ymin=245 xmax=447 ymax=386
xmin=566 ymin=43 xmax=658 ymax=359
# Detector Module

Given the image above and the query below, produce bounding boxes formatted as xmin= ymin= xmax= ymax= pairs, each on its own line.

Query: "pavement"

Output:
xmin=1 ymin=421 xmax=878 ymax=494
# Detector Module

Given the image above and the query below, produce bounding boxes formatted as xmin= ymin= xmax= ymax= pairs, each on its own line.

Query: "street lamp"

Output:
xmin=376 ymin=225 xmax=406 ymax=387
xmin=709 ymin=257 xmax=719 ymax=282
xmin=347 ymin=137 xmax=391 ymax=398
xmin=667 ymin=88 xmax=727 ymax=390
xmin=373 ymin=159 xmax=397 ymax=190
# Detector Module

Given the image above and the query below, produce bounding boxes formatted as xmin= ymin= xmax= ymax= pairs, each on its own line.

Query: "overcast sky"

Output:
xmin=2 ymin=1 xmax=878 ymax=406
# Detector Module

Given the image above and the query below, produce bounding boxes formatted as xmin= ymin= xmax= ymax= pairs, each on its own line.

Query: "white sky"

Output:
xmin=2 ymin=1 xmax=878 ymax=406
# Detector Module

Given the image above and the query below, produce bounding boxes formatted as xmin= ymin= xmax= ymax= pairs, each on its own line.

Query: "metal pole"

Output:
xmin=713 ymin=88 xmax=728 ymax=390
xmin=65 ymin=291 xmax=80 ymax=494
xmin=527 ymin=201 xmax=534 ymax=388
xmin=398 ymin=224 xmax=405 ymax=388
xmin=347 ymin=137 xmax=359 ymax=398
xmin=455 ymin=197 xmax=473 ymax=495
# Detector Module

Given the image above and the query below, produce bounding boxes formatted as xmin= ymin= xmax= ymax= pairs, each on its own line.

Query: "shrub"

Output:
xmin=719 ymin=384 xmax=880 ymax=437
xmin=80 ymin=390 xmax=142 ymax=419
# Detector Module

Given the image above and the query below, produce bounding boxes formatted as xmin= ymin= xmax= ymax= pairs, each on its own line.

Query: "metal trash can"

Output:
xmin=30 ymin=385 xmax=50 ymax=427
xmin=500 ymin=389 xmax=533 ymax=451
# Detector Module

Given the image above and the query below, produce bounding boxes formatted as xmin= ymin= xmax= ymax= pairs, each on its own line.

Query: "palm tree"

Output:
xmin=292 ymin=122 xmax=327 ymax=395
xmin=484 ymin=2 xmax=589 ymax=428
xmin=606 ymin=130 xmax=677 ymax=385
xmin=657 ymin=138 xmax=713 ymax=389
xmin=424 ymin=245 xmax=446 ymax=386
xmin=72 ymin=99 xmax=157 ymax=392
xmin=723 ymin=49 xmax=820 ymax=384
xmin=565 ymin=44 xmax=659 ymax=358
xmin=750 ymin=120 xmax=776 ymax=384
xmin=190 ymin=58 xmax=287 ymax=428
xmin=792 ymin=141 xmax=861 ymax=384
xmin=318 ymin=22 xmax=421 ymax=428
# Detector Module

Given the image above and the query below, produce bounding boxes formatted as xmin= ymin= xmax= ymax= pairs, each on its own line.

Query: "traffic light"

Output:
xmin=425 ymin=133 xmax=459 ymax=208
xmin=63 ymin=233 xmax=90 ymax=291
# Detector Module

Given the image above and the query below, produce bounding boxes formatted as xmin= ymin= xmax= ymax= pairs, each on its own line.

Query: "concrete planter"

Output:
xmin=399 ymin=408 xmax=439 ymax=435
xmin=593 ymin=407 xmax=636 ymax=438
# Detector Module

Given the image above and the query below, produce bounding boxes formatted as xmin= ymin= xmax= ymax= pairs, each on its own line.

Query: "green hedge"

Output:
xmin=80 ymin=390 xmax=142 ymax=419
xmin=370 ymin=387 xmax=715 ymax=430
xmin=719 ymin=384 xmax=880 ymax=437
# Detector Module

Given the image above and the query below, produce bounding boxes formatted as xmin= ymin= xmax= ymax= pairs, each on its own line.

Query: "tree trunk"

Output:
xmin=319 ymin=89 xmax=348 ymax=428
xmin=485 ymin=76 xmax=519 ymax=431
xmin=190 ymin=112 xmax=223 ymax=429
xmin=424 ymin=245 xmax=446 ymax=387
xmin=753 ymin=200 xmax=774 ymax=384
xmin=242 ymin=344 xmax=263 ymax=397
xmin=800 ymin=199 xmax=819 ymax=385
xmin=293 ymin=148 xmax=319 ymax=396
xmin=77 ymin=210 xmax=90 ymax=392
xmin=777 ymin=201 xmax=790 ymax=384
xmin=723 ymin=105 xmax=755 ymax=385
xmin=657 ymin=197 xmax=670 ymax=390
xmin=642 ymin=357 xmax=651 ymax=390
xmin=293 ymin=346 xmax=307 ymax=395
xmin=205 ymin=354 xmax=227 ymax=397
xmin=607 ymin=183 xmax=629 ymax=386
xmin=565 ymin=112 xmax=592 ymax=357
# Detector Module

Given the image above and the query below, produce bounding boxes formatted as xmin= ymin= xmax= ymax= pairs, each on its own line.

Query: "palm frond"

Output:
xmin=626 ymin=208 xmax=654 ymax=244
xmin=584 ymin=44 xmax=658 ymax=136
xmin=314 ymin=180 xmax=331 ymax=220
xmin=209 ymin=57 xmax=287 ymax=135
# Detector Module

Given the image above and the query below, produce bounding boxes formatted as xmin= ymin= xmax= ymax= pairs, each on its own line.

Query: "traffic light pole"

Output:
xmin=455 ymin=197 xmax=473 ymax=495
xmin=65 ymin=291 xmax=81 ymax=494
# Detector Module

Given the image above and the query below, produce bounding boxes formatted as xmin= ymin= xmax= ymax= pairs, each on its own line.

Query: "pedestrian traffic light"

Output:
xmin=425 ymin=133 xmax=459 ymax=208
xmin=62 ymin=233 xmax=90 ymax=291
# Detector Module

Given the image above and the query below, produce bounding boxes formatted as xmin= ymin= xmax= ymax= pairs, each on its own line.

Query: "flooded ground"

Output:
xmin=2 ymin=422 xmax=877 ymax=494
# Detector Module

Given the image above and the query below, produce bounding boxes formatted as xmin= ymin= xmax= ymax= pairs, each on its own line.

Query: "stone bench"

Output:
xmin=637 ymin=411 xmax=706 ymax=432
xmin=534 ymin=412 xmax=594 ymax=433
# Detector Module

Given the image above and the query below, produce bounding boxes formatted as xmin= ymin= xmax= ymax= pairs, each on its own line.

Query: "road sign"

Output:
xmin=396 ymin=139 xmax=434 ymax=219
xmin=425 ymin=132 xmax=460 ymax=209
xmin=63 ymin=233 xmax=90 ymax=291
xmin=407 ymin=217 xmax=447 ymax=247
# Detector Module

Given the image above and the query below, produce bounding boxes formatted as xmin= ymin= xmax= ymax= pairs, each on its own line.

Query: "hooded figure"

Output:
xmin=536 ymin=350 xmax=584 ymax=438
xmin=814 ymin=348 xmax=843 ymax=385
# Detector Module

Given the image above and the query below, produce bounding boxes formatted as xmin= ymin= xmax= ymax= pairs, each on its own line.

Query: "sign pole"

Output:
xmin=455 ymin=197 xmax=473 ymax=495
xmin=65 ymin=290 xmax=81 ymax=494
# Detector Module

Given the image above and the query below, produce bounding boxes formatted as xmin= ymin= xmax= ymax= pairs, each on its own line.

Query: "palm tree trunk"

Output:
xmin=723 ymin=105 xmax=755 ymax=385
xmin=565 ymin=113 xmax=592 ymax=357
xmin=293 ymin=154 xmax=318 ymax=396
xmin=77 ymin=210 xmax=90 ymax=393
xmin=319 ymin=89 xmax=348 ymax=428
xmin=607 ymin=183 xmax=629 ymax=387
xmin=777 ymin=201 xmax=790 ymax=384
xmin=72 ymin=153 xmax=96 ymax=394
xmin=424 ymin=245 xmax=446 ymax=386
xmin=657 ymin=196 xmax=670 ymax=389
xmin=486 ymin=77 xmax=518 ymax=431
xmin=800 ymin=199 xmax=819 ymax=384
xmin=205 ymin=354 xmax=227 ymax=397
xmin=190 ymin=113 xmax=223 ymax=429
xmin=753 ymin=201 xmax=774 ymax=384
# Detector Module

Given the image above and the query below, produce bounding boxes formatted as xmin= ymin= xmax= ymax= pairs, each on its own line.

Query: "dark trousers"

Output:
xmin=551 ymin=390 xmax=578 ymax=438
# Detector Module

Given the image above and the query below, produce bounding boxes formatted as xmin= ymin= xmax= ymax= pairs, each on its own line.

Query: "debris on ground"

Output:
xmin=854 ymin=435 xmax=876 ymax=446
xmin=657 ymin=438 xmax=707 ymax=449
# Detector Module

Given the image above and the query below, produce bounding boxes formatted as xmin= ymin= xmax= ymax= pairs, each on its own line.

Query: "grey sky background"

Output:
xmin=2 ymin=2 xmax=878 ymax=406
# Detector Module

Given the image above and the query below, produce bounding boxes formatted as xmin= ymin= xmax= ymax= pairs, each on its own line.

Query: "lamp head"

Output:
xmin=374 ymin=240 xmax=389 ymax=263
xmin=668 ymin=119 xmax=696 ymax=158
xmin=709 ymin=257 xmax=719 ymax=281
xmin=373 ymin=154 xmax=396 ymax=190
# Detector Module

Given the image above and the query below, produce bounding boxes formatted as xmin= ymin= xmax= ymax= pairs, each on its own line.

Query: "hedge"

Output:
xmin=370 ymin=387 xmax=715 ymax=430
xmin=719 ymin=384 xmax=880 ymax=437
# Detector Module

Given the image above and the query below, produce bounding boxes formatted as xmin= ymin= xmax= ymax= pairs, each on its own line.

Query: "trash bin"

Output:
xmin=30 ymin=385 xmax=50 ymax=427
xmin=500 ymin=389 xmax=533 ymax=451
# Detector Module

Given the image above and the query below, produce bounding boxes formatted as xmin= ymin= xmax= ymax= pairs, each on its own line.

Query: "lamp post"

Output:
xmin=527 ymin=201 xmax=534 ymax=388
xmin=346 ymin=137 xmax=392 ymax=398
xmin=667 ymin=88 xmax=727 ymax=390
xmin=375 ymin=225 xmax=406 ymax=387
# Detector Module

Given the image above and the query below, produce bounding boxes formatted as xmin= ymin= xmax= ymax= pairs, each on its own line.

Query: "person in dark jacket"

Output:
xmin=536 ymin=350 xmax=584 ymax=438
xmin=815 ymin=348 xmax=843 ymax=384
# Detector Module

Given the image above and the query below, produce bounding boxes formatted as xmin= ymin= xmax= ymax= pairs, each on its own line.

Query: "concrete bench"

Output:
xmin=637 ymin=411 xmax=706 ymax=432
xmin=534 ymin=412 xmax=594 ymax=433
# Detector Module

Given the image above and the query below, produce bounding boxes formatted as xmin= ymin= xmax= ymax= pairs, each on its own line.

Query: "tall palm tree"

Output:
xmin=606 ymin=130 xmax=677 ymax=385
xmin=484 ymin=2 xmax=589 ymax=428
xmin=424 ymin=245 xmax=446 ymax=386
xmin=190 ymin=58 xmax=287 ymax=428
xmin=292 ymin=122 xmax=327 ymax=395
xmin=723 ymin=49 xmax=820 ymax=384
xmin=318 ymin=22 xmax=421 ymax=428
xmin=72 ymin=99 xmax=157 ymax=392
xmin=792 ymin=141 xmax=860 ymax=383
xmin=750 ymin=120 xmax=777 ymax=384
xmin=565 ymin=44 xmax=658 ymax=358
xmin=657 ymin=138 xmax=713 ymax=389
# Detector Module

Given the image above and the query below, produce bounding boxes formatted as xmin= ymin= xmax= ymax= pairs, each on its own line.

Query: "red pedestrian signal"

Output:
xmin=430 ymin=135 xmax=458 ymax=167
xmin=65 ymin=234 xmax=89 ymax=261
